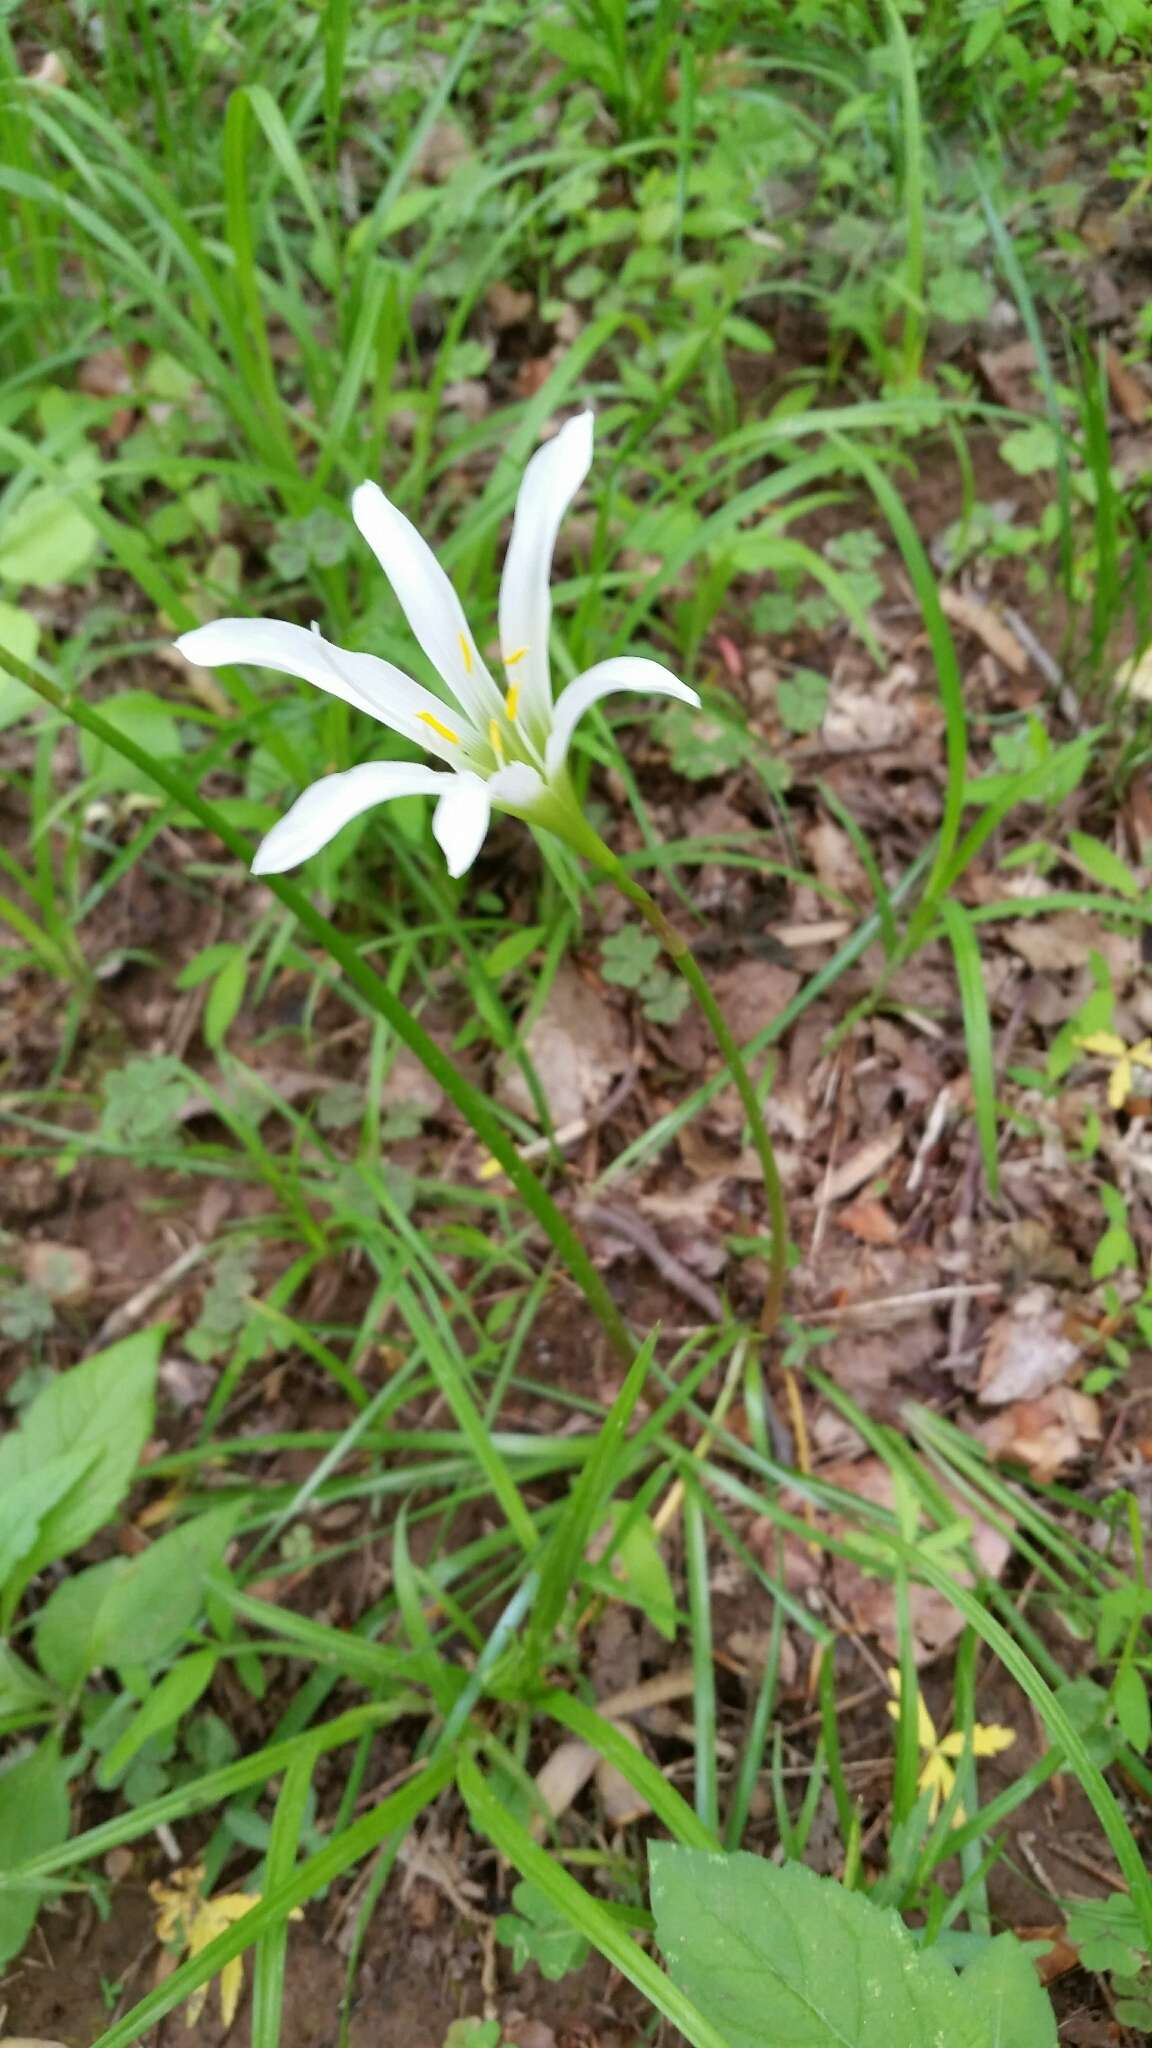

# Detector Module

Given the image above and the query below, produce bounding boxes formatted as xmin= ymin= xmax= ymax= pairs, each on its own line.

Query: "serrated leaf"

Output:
xmin=999 ymin=421 xmax=1061 ymax=476
xmin=99 ymin=1056 xmax=192 ymax=1146
xmin=600 ymin=927 xmax=661 ymax=990
xmin=960 ymin=1933 xmax=1058 ymax=2046
xmin=0 ymin=1742 xmax=70 ymax=1965
xmin=0 ymin=1329 xmax=161 ymax=1608
xmin=649 ymin=1846 xmax=1013 ymax=2048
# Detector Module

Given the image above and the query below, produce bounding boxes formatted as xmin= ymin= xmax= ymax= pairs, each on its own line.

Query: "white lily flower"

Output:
xmin=175 ymin=412 xmax=699 ymax=879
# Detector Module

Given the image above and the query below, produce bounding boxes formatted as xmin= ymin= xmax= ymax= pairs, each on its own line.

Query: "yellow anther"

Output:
xmin=504 ymin=682 xmax=520 ymax=720
xmin=504 ymin=647 xmax=528 ymax=667
xmin=417 ymin=710 xmax=460 ymax=744
xmin=458 ymin=631 xmax=473 ymax=674
xmin=488 ymin=718 xmax=505 ymax=761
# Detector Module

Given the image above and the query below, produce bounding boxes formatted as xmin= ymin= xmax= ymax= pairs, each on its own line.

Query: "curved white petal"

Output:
xmin=487 ymin=762 xmax=547 ymax=814
xmin=176 ymin=618 xmax=478 ymax=767
xmin=351 ymin=483 xmax=503 ymax=727
xmin=432 ymin=771 xmax=491 ymax=878
xmin=498 ymin=411 xmax=594 ymax=734
xmin=545 ymin=656 xmax=699 ymax=777
xmin=251 ymin=761 xmax=451 ymax=874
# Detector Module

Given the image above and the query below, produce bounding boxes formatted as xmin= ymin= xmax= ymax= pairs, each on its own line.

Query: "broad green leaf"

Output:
xmin=36 ymin=1503 xmax=241 ymax=1689
xmin=649 ymin=1846 xmax=1024 ymax=2048
xmin=0 ymin=601 xmax=42 ymax=731
xmin=0 ymin=1740 xmax=70 ymax=1965
xmin=483 ymin=925 xmax=546 ymax=979
xmin=608 ymin=1511 xmax=677 ymax=1640
xmin=0 ymin=1448 xmax=98 ymax=1589
xmin=1113 ymin=1665 xmax=1151 ymax=1754
xmin=79 ymin=690 xmax=184 ymax=794
xmin=203 ymin=952 xmax=247 ymax=1049
xmin=35 ymin=1558 xmax=125 ymax=1690
xmin=1067 ymin=830 xmax=1140 ymax=900
xmin=999 ymin=421 xmax=1061 ymax=476
xmin=0 ymin=486 xmax=99 ymax=587
xmin=0 ymin=1328 xmax=161 ymax=1605
xmin=0 ymin=1644 xmax=56 ymax=1720
xmin=960 ymin=1934 xmax=1058 ymax=2046
xmin=97 ymin=1649 xmax=218 ymax=1787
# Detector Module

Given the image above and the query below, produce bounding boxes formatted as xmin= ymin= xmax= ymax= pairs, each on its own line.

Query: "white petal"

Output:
xmin=251 ymin=762 xmax=451 ymax=874
xmin=351 ymin=483 xmax=503 ymax=727
xmin=487 ymin=762 xmax=546 ymax=813
xmin=545 ymin=656 xmax=699 ymax=777
xmin=498 ymin=411 xmax=594 ymax=734
xmin=432 ymin=771 xmax=491 ymax=878
xmin=176 ymin=618 xmax=477 ymax=766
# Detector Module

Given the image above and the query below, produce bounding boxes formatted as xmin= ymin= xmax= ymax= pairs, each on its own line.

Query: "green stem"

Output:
xmin=0 ymin=651 xmax=637 ymax=1370
xmin=588 ymin=838 xmax=790 ymax=1341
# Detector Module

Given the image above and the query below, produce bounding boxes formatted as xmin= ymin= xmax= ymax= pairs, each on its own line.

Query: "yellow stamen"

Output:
xmin=504 ymin=647 xmax=528 ymax=667
xmin=504 ymin=682 xmax=520 ymax=720
xmin=488 ymin=718 xmax=505 ymax=761
xmin=458 ymin=632 xmax=473 ymax=674
xmin=417 ymin=710 xmax=460 ymax=744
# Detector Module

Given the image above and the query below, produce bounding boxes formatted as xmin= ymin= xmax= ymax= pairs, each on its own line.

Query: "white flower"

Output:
xmin=175 ymin=413 xmax=698 ymax=879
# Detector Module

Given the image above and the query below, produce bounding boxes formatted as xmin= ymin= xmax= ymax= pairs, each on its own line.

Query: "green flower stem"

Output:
xmin=1 ymin=653 xmax=638 ymax=1368
xmin=585 ymin=834 xmax=790 ymax=1342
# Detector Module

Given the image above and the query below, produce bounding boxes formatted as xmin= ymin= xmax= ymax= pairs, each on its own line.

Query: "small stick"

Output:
xmin=93 ymin=1241 xmax=206 ymax=1345
xmin=579 ymin=1202 xmax=725 ymax=1324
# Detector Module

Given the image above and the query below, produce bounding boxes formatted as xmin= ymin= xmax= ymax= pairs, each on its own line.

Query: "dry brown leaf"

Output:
xmin=978 ymin=1387 xmax=1101 ymax=1480
xmin=412 ymin=118 xmax=472 ymax=181
xmin=821 ymin=665 xmax=923 ymax=753
xmin=814 ymin=1456 xmax=1011 ymax=1662
xmin=533 ymin=1738 xmax=599 ymax=1826
xmin=978 ymin=1285 xmax=1082 ymax=1405
xmin=824 ymin=1129 xmax=903 ymax=1204
xmin=28 ymin=50 xmax=68 ymax=87
xmin=1105 ymin=343 xmax=1150 ymax=425
xmin=940 ymin=590 xmax=1029 ymax=675
xmin=486 ymin=281 xmax=535 ymax=328
xmin=595 ymin=1719 xmax=651 ymax=1824
xmin=496 ymin=964 xmax=626 ymax=1127
xmin=978 ymin=339 xmax=1039 ymax=409
xmin=1117 ymin=644 xmax=1152 ymax=702
xmin=714 ymin=957 xmax=802 ymax=1043
xmin=381 ymin=1044 xmax=447 ymax=1117
xmin=1002 ymin=911 xmax=1100 ymax=974
xmin=23 ymin=1239 xmax=94 ymax=1305
xmin=835 ymin=1194 xmax=901 ymax=1245
xmin=78 ymin=346 xmax=133 ymax=396
xmin=806 ymin=819 xmax=868 ymax=897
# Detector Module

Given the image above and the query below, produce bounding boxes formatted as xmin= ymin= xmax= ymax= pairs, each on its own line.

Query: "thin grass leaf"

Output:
xmin=89 ymin=1755 xmax=455 ymax=2048
xmin=250 ymin=1752 xmax=314 ymax=2048
xmin=939 ymin=898 xmax=1000 ymax=1195
xmin=457 ymin=1753 xmax=732 ymax=2048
